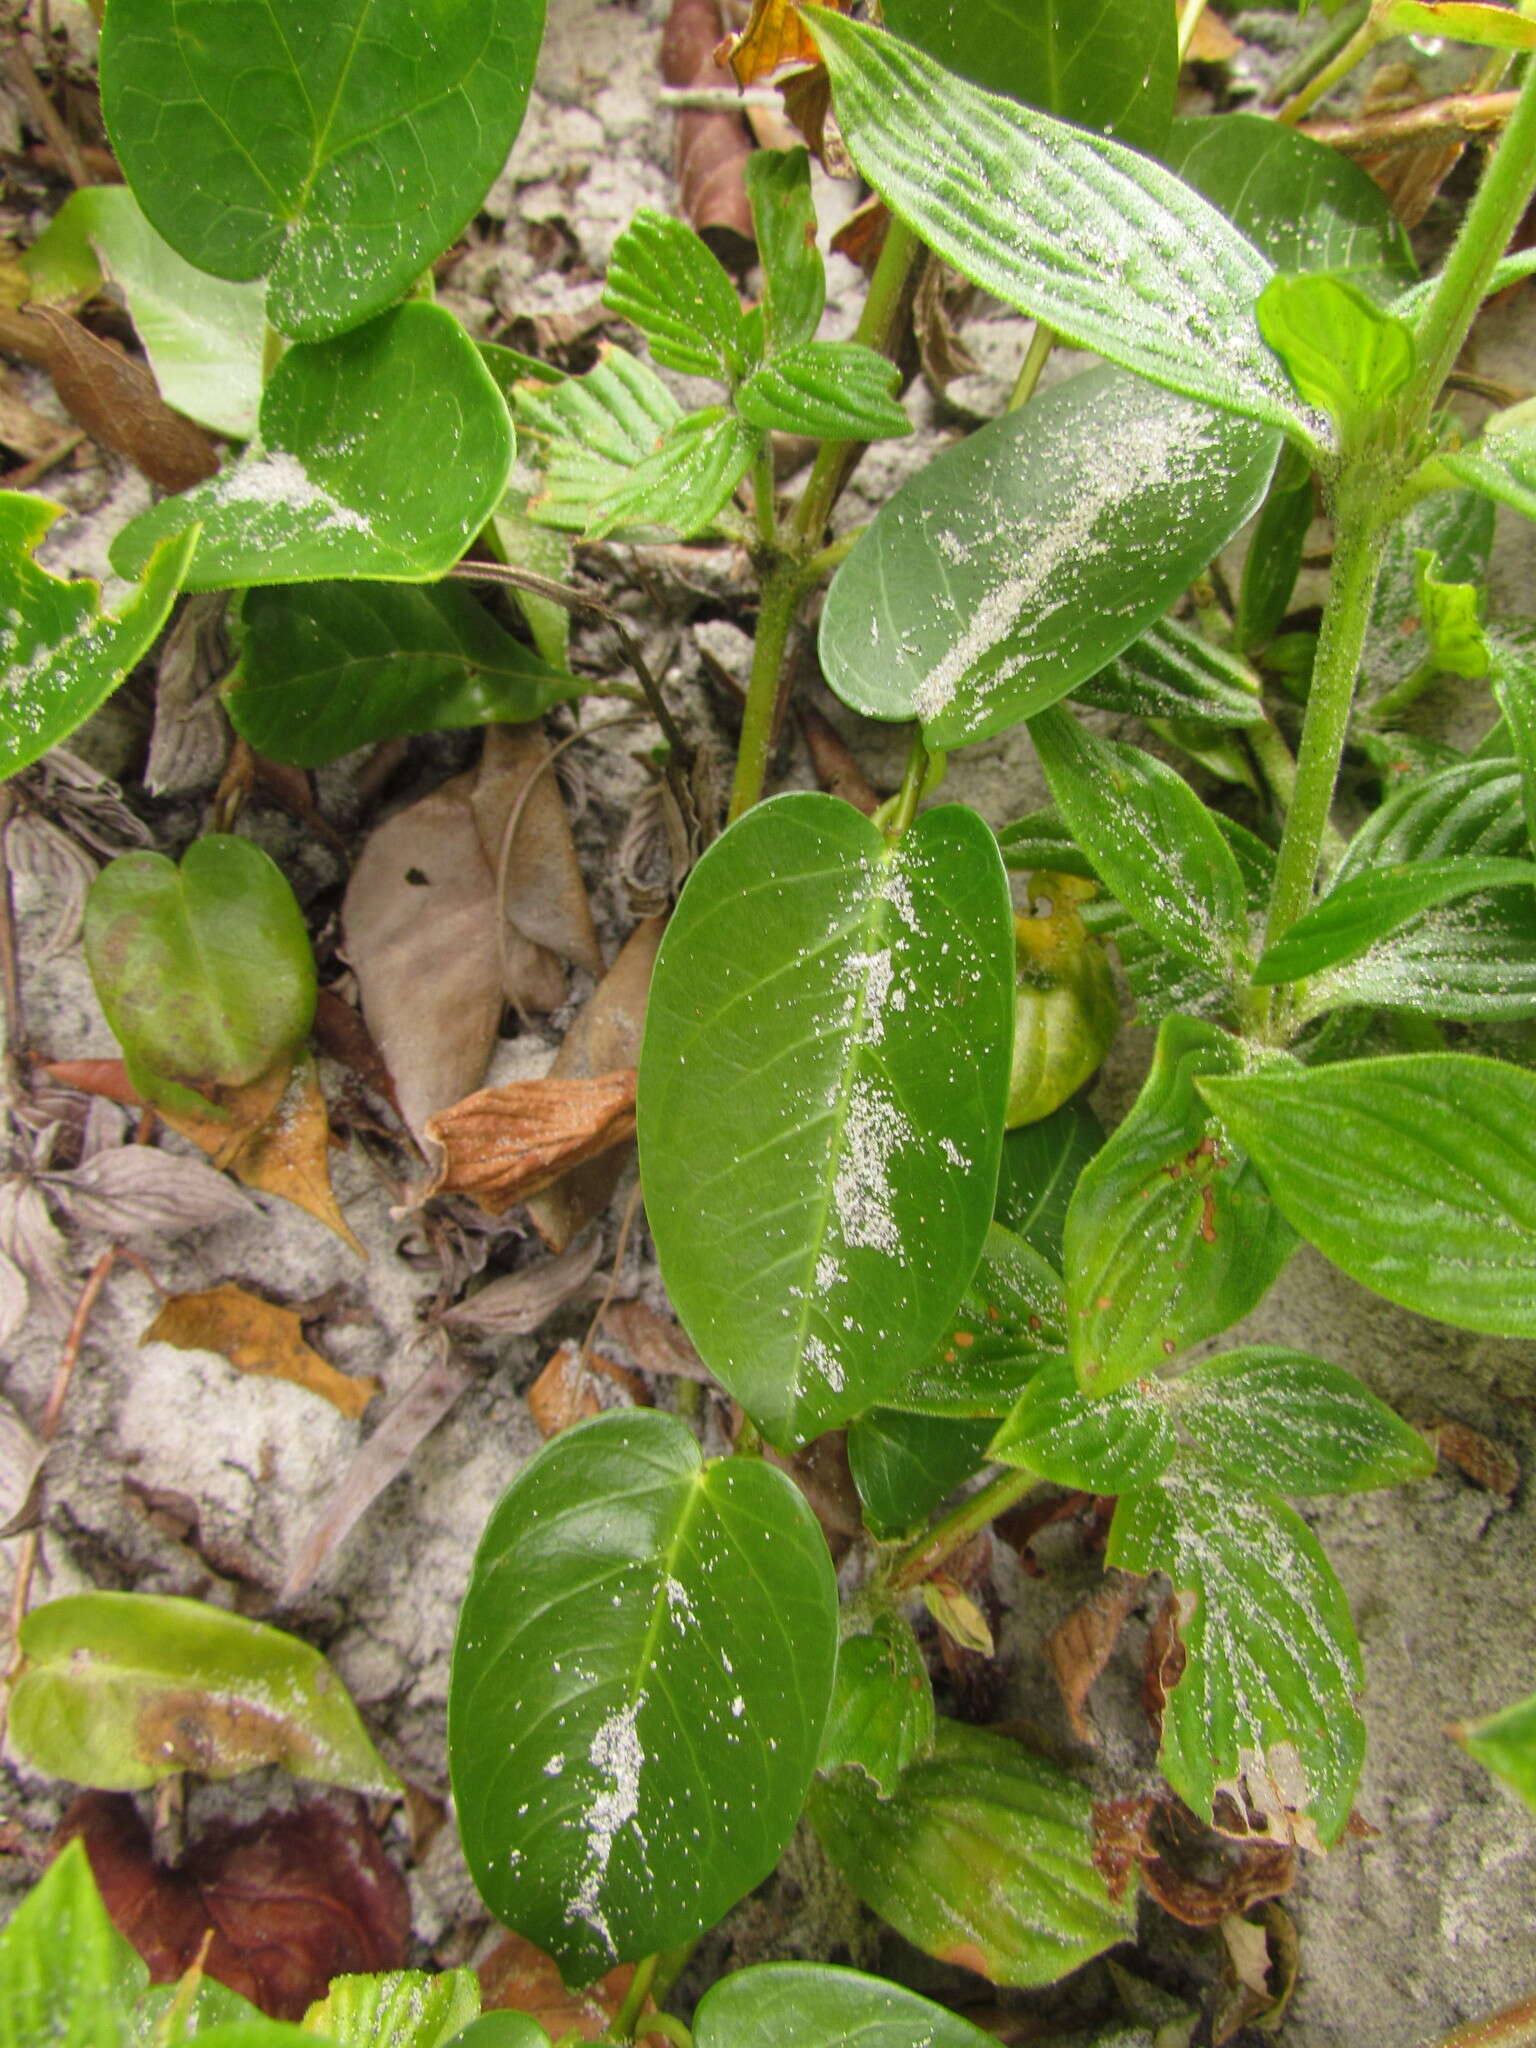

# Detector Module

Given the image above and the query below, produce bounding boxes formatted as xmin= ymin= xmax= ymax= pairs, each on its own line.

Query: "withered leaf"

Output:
xmin=601 ymin=1296 xmax=712 ymax=1384
xmin=34 ymin=305 xmax=219 ymax=493
xmin=1185 ymin=8 xmax=1244 ymax=61
xmin=312 ymin=988 xmax=401 ymax=1116
xmin=920 ymin=1574 xmax=995 ymax=1658
xmin=143 ymin=1282 xmax=380 ymax=1421
xmin=478 ymin=1928 xmax=636 ymax=2038
xmin=1212 ymin=1905 xmax=1299 ymax=2045
xmin=721 ymin=0 xmax=850 ymax=86
xmin=663 ymin=0 xmax=755 ymax=257
xmin=42 ymin=1145 xmax=251 ymax=1241
xmin=442 ymin=1232 xmax=605 ymax=1336
xmin=1426 ymin=1413 xmax=1520 ymax=1498
xmin=0 ymin=1395 xmax=45 ymax=1539
xmin=1138 ymin=1797 xmax=1297 ymax=1930
xmin=426 ymin=1071 xmax=637 ymax=1216
xmin=800 ymin=704 xmax=881 ymax=815
xmin=474 ymin=724 xmax=602 ymax=982
xmin=526 ymin=1338 xmax=645 ymax=1438
xmin=38 ymin=1056 xmax=147 ymax=1106
xmin=57 ymin=1791 xmax=409 ymax=2020
xmin=0 ymin=369 xmax=67 ymax=461
xmin=1045 ymin=1579 xmax=1137 ymax=1746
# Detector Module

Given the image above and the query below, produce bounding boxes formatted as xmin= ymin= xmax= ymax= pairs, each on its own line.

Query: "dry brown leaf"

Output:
xmin=1045 ymin=1579 xmax=1137 ymax=1746
xmin=1138 ymin=1798 xmax=1297 ymax=1930
xmin=663 ymin=0 xmax=755 ymax=257
xmin=1426 ymin=1414 xmax=1520 ymax=1498
xmin=281 ymin=1339 xmax=474 ymax=1600
xmin=601 ymin=1296 xmax=712 ymax=1383
xmin=41 ymin=1145 xmax=252 ymax=1240
xmin=766 ymin=1429 xmax=863 ymax=1562
xmin=426 ymin=1072 xmax=637 ymax=1217
xmin=1212 ymin=1906 xmax=1299 ymax=2044
xmin=143 ymin=1281 xmax=380 ymax=1421
xmin=311 ymin=987 xmax=402 ymax=1116
xmin=1184 ymin=7 xmax=1244 ymax=62
xmin=780 ymin=65 xmax=843 ymax=168
xmin=800 ymin=704 xmax=881 ymax=815
xmin=0 ymin=369 xmax=67 ymax=461
xmin=33 ymin=306 xmax=219 ymax=492
xmin=527 ymin=1338 xmax=646 ymax=1437
xmin=442 ymin=1233 xmax=606 ymax=1336
xmin=1143 ymin=1588 xmax=1188 ymax=1728
xmin=38 ymin=1056 xmax=148 ymax=1105
xmin=914 ymin=255 xmax=978 ymax=390
xmin=1354 ymin=62 xmax=1467 ymax=228
xmin=479 ymin=1928 xmax=636 ymax=2037
xmin=721 ymin=0 xmax=848 ymax=85
xmin=829 ymin=195 xmax=889 ymax=273
xmin=473 ymin=724 xmax=603 ymax=983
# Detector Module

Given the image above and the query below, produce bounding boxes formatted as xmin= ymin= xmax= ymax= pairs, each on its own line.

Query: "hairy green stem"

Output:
xmin=1273 ymin=1 xmax=1376 ymax=122
xmin=751 ymin=442 xmax=778 ymax=551
xmin=889 ymin=1465 xmax=1042 ymax=1593
xmin=1007 ymin=321 xmax=1056 ymax=412
xmin=727 ymin=561 xmax=810 ymax=822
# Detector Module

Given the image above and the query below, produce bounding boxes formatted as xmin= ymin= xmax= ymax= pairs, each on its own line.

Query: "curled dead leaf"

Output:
xmin=33 ymin=306 xmax=219 ymax=492
xmin=443 ymin=1232 xmax=606 ymax=1337
xmin=143 ymin=1281 xmax=380 ymax=1421
xmin=720 ymin=0 xmax=849 ymax=86
xmin=1138 ymin=1796 xmax=1297 ymax=1930
xmin=1046 ymin=1578 xmax=1137 ymax=1746
xmin=1425 ymin=1414 xmax=1520 ymax=1498
xmin=426 ymin=1072 xmax=637 ymax=1216
xmin=479 ymin=1928 xmax=636 ymax=2037
xmin=527 ymin=1339 xmax=646 ymax=1438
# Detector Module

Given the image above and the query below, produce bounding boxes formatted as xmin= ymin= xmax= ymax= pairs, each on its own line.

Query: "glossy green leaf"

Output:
xmin=444 ymin=2022 xmax=549 ymax=2048
xmin=1382 ymin=1 xmax=1536 ymax=48
xmin=0 ymin=1837 xmax=146 ymax=2048
xmin=602 ymin=211 xmax=746 ymax=380
xmin=1300 ymin=892 xmax=1536 ymax=1021
xmin=23 ymin=186 xmax=265 ymax=437
xmin=694 ymin=1963 xmax=996 ymax=2048
xmin=882 ymin=0 xmax=1175 ymax=150
xmin=1254 ymin=857 xmax=1536 ymax=984
xmin=1442 ymin=404 xmax=1536 ymax=524
xmin=847 ymin=1411 xmax=995 ymax=1540
xmin=1490 ymin=627 xmax=1536 ymax=852
xmin=990 ymin=1356 xmax=1175 ymax=1492
xmin=1456 ymin=1690 xmax=1536 ymax=1812
xmin=638 ymin=794 xmax=1013 ymax=1449
xmin=882 ymin=1222 xmax=1065 ymax=1417
xmin=1237 ymin=448 xmax=1314 ymax=652
xmin=10 ymin=1592 xmax=399 ymax=1794
xmin=1073 ymin=619 xmax=1261 ymax=729
xmin=993 ymin=1100 xmax=1103 ymax=1267
xmin=1394 ymin=246 xmax=1536 ymax=318
xmin=515 ymin=345 xmax=683 ymax=534
xmin=1108 ymin=1465 xmax=1364 ymax=1845
xmin=1065 ymin=1018 xmax=1296 ymax=1390
xmin=84 ymin=837 xmax=314 ymax=1108
xmin=1200 ymin=1054 xmax=1536 ymax=1336
xmin=1163 ymin=114 xmax=1415 ymax=297
xmin=230 ymin=582 xmax=585 ymax=766
xmin=820 ymin=366 xmax=1279 ymax=749
xmin=112 ymin=304 xmax=514 ymax=590
xmin=1030 ymin=706 xmax=1250 ymax=980
xmin=1414 ymin=546 xmax=1489 ymax=677
xmin=736 ymin=343 xmax=910 ymax=441
xmin=0 ymin=494 xmax=195 ymax=780
xmin=100 ymin=0 xmax=544 ymax=341
xmin=449 ymin=1411 xmax=837 ymax=1983
xmin=806 ymin=12 xmax=1324 ymax=444
xmin=1361 ymin=490 xmax=1494 ymax=697
xmin=1175 ymin=1347 xmax=1433 ymax=1494
xmin=816 ymin=1616 xmax=935 ymax=1793
xmin=808 ymin=1720 xmax=1134 ymax=1984
xmin=301 ymin=1972 xmax=480 ymax=2048
xmin=745 ymin=148 xmax=824 ymax=353
xmin=1256 ymin=273 xmax=1414 ymax=435
xmin=585 ymin=408 xmax=758 ymax=542
xmin=1339 ymin=757 xmax=1524 ymax=871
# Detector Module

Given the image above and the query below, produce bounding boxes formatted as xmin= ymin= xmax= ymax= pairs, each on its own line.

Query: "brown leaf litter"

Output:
xmin=425 ymin=1071 xmax=638 ymax=1216
xmin=143 ymin=1282 xmax=380 ymax=1421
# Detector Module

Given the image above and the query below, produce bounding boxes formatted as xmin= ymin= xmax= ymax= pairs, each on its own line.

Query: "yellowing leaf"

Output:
xmin=920 ymin=1574 xmax=995 ymax=1657
xmin=143 ymin=1281 xmax=380 ymax=1420
xmin=722 ymin=0 xmax=850 ymax=85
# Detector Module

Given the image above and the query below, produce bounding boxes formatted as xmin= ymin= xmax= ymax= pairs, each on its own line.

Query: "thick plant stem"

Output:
xmin=889 ymin=1465 xmax=1041 ymax=1593
xmin=728 ymin=561 xmax=808 ymax=822
xmin=882 ymin=731 xmax=930 ymax=842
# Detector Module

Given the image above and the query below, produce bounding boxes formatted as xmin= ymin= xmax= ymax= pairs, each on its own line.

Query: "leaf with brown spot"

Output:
xmin=426 ymin=1072 xmax=637 ymax=1216
xmin=526 ymin=1338 xmax=646 ymax=1438
xmin=1046 ymin=1579 xmax=1137 ymax=1745
xmin=663 ymin=0 xmax=755 ymax=257
xmin=34 ymin=306 xmax=219 ymax=492
xmin=143 ymin=1281 xmax=380 ymax=1420
xmin=1426 ymin=1413 xmax=1520 ymax=1497
xmin=478 ymin=1929 xmax=636 ymax=2038
xmin=57 ymin=1791 xmax=409 ymax=2020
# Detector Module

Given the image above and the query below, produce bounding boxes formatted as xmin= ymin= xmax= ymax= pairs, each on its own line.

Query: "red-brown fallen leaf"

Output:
xmin=663 ymin=0 xmax=755 ymax=259
xmin=1354 ymin=62 xmax=1467 ymax=229
xmin=33 ymin=306 xmax=219 ymax=493
xmin=1143 ymin=1589 xmax=1188 ymax=1731
xmin=37 ymin=1056 xmax=146 ymax=1106
xmin=601 ymin=1297 xmax=713 ymax=1384
xmin=1046 ymin=1578 xmax=1137 ymax=1745
xmin=426 ymin=1072 xmax=637 ymax=1217
xmin=719 ymin=0 xmax=850 ymax=85
xmin=56 ymin=1791 xmax=409 ymax=2020
xmin=479 ymin=1929 xmax=636 ymax=2038
xmin=1425 ymin=1413 xmax=1520 ymax=1498
xmin=526 ymin=1338 xmax=647 ymax=1438
xmin=143 ymin=1281 xmax=380 ymax=1421
xmin=800 ymin=704 xmax=881 ymax=815
xmin=311 ymin=987 xmax=402 ymax=1118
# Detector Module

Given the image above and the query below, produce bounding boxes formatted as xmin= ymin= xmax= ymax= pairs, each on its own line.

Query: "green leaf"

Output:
xmin=1253 ymin=857 xmax=1536 ymax=984
xmin=808 ymin=1720 xmax=1134 ymax=1984
xmin=1199 ymin=1053 xmax=1536 ymax=1337
xmin=84 ymin=837 xmax=314 ymax=1108
xmin=1301 ymin=893 xmax=1536 ymax=1021
xmin=816 ymin=1616 xmax=935 ymax=1793
xmin=1490 ymin=626 xmax=1536 ymax=851
xmin=744 ymin=148 xmax=825 ymax=353
xmin=820 ymin=365 xmax=1279 ymax=749
xmin=1064 ymin=1017 xmax=1296 ymax=1391
xmin=1380 ymin=0 xmax=1536 ymax=49
xmin=486 ymin=500 xmax=572 ymax=668
xmin=881 ymin=1221 xmax=1066 ymax=1418
xmin=515 ymin=345 xmax=683 ymax=534
xmin=134 ymin=1978 xmax=266 ymax=2040
xmin=601 ymin=211 xmax=746 ymax=379
xmin=1414 ymin=546 xmax=1489 ymax=678
xmin=993 ymin=1100 xmax=1103 ymax=1267
xmin=1030 ymin=706 xmax=1251 ymax=980
xmin=23 ymin=186 xmax=266 ymax=437
xmin=1361 ymin=490 xmax=1494 ymax=699
xmin=995 ymin=809 xmax=1099 ymax=883
xmin=1175 ymin=1347 xmax=1433 ymax=1494
xmin=448 ymin=1410 xmax=838 ymax=1983
xmin=805 ymin=11 xmax=1323 ymax=443
xmin=1255 ymin=273 xmax=1414 ymax=435
xmin=1072 ymin=619 xmax=1262 ymax=729
xmin=100 ymin=0 xmax=544 ymax=342
xmin=990 ymin=1356 xmax=1175 ymax=1492
xmin=0 ymin=494 xmax=195 ymax=780
xmin=585 ymin=408 xmax=758 ymax=542
xmin=301 ymin=1973 xmax=480 ymax=2048
xmin=693 ymin=1963 xmax=996 ymax=2048
xmin=1455 ymin=1690 xmax=1536 ymax=1812
xmin=1237 ymin=449 xmax=1314 ymax=652
xmin=1107 ymin=1465 xmax=1364 ymax=1846
xmin=736 ymin=343 xmax=910 ymax=441
xmin=638 ymin=794 xmax=1013 ymax=1450
xmin=1338 ymin=757 xmax=1524 ymax=871
xmin=112 ymin=304 xmax=514 ymax=590
xmin=847 ymin=1411 xmax=995 ymax=1540
xmin=1442 ymin=403 xmax=1536 ymax=524
xmin=230 ymin=582 xmax=585 ymax=766
xmin=0 ymin=1837 xmax=147 ymax=2048
xmin=1163 ymin=114 xmax=1415 ymax=298
xmin=444 ymin=2022 xmax=549 ymax=2048
xmin=10 ymin=1592 xmax=399 ymax=1794
xmin=1394 ymin=246 xmax=1536 ymax=318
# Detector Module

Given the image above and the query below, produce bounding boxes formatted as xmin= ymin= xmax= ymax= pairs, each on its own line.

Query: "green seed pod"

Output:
xmin=1006 ymin=873 xmax=1119 ymax=1129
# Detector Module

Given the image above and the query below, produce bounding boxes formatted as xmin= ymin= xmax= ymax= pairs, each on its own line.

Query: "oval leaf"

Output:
xmin=820 ymin=366 xmax=1278 ymax=749
xmin=990 ymin=1355 xmax=1175 ymax=1492
xmin=1254 ymin=856 xmax=1536 ymax=985
xmin=736 ymin=342 xmax=910 ymax=442
xmin=10 ymin=1593 xmax=399 ymax=1794
xmin=101 ymin=0 xmax=545 ymax=342
xmin=111 ymin=304 xmax=514 ymax=591
xmin=1176 ymin=1347 xmax=1434 ymax=1494
xmin=602 ymin=211 xmax=746 ymax=380
xmin=1199 ymin=1053 xmax=1536 ymax=1337
xmin=695 ymin=1962 xmax=996 ymax=2048
xmin=448 ymin=1411 xmax=838 ymax=1984
xmin=638 ymin=794 xmax=1013 ymax=1450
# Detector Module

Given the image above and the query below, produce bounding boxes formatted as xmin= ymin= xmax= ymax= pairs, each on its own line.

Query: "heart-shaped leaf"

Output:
xmin=819 ymin=366 xmax=1278 ymax=749
xmin=9 ymin=1593 xmax=399 ymax=1793
xmin=0 ymin=494 xmax=196 ymax=779
xmin=230 ymin=582 xmax=587 ymax=766
xmin=694 ymin=1963 xmax=996 ymax=2048
xmin=448 ymin=1411 xmax=838 ymax=1984
xmin=112 ymin=304 xmax=514 ymax=590
xmin=1175 ymin=1348 xmax=1433 ymax=1494
xmin=638 ymin=794 xmax=1014 ymax=1449
xmin=101 ymin=0 xmax=545 ymax=341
